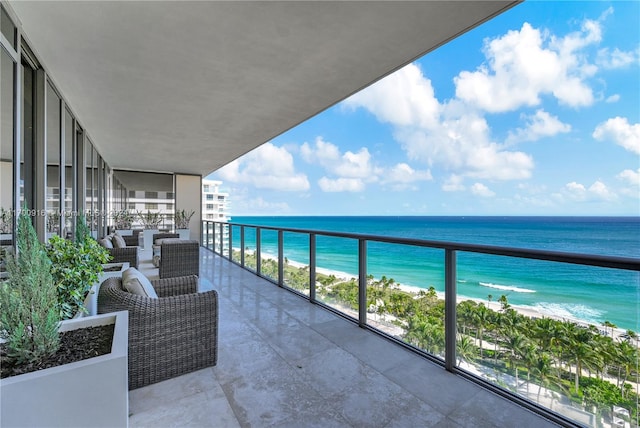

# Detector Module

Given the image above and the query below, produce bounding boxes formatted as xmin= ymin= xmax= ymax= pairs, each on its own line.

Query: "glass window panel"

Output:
xmin=0 ymin=6 xmax=16 ymax=50
xmin=1 ymin=47 xmax=15 ymax=261
xmin=46 ymin=82 xmax=61 ymax=236
xmin=64 ymin=108 xmax=73 ymax=234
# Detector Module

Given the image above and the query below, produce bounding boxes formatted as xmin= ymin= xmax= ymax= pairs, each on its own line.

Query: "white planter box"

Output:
xmin=142 ymin=229 xmax=159 ymax=250
xmin=177 ymin=228 xmax=190 ymax=240
xmin=1 ymin=311 xmax=129 ymax=428
xmin=82 ymin=262 xmax=130 ymax=317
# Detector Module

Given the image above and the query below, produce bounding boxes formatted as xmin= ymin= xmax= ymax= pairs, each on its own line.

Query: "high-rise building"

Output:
xmin=201 ymin=179 xmax=230 ymax=223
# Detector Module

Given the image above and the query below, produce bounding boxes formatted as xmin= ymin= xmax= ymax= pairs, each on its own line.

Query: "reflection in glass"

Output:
xmin=46 ymin=82 xmax=61 ymax=237
xmin=64 ymin=109 xmax=73 ymax=235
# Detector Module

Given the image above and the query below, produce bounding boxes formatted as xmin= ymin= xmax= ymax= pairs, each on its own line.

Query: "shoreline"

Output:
xmin=240 ymin=249 xmax=636 ymax=339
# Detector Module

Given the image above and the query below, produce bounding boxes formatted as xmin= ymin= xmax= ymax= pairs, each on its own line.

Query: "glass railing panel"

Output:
xmin=366 ymin=241 xmax=446 ymax=359
xmin=242 ymin=227 xmax=257 ymax=272
xmin=314 ymin=235 xmax=359 ymax=319
xmin=281 ymin=231 xmax=310 ymax=296
xmin=455 ymin=252 xmax=639 ymax=427
xmin=259 ymin=228 xmax=279 ymax=283
xmin=228 ymin=224 xmax=238 ymax=263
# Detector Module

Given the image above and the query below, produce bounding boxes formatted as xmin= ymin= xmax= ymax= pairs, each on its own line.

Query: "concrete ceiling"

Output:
xmin=9 ymin=1 xmax=519 ymax=177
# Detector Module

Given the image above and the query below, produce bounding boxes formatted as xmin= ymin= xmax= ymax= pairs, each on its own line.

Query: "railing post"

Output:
xmin=206 ymin=221 xmax=211 ymax=250
xmin=358 ymin=239 xmax=367 ymax=328
xmin=256 ymin=227 xmax=261 ymax=276
xmin=445 ymin=248 xmax=457 ymax=372
xmin=219 ymin=222 xmax=224 ymax=254
xmin=240 ymin=226 xmax=245 ymax=267
xmin=228 ymin=224 xmax=233 ymax=261
xmin=309 ymin=233 xmax=316 ymax=302
xmin=278 ymin=230 xmax=284 ymax=287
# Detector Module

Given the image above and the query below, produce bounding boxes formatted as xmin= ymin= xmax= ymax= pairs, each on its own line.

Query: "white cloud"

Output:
xmin=217 ymin=142 xmax=309 ymax=191
xmin=564 ymin=180 xmax=617 ymax=201
xmin=506 ymin=109 xmax=571 ymax=144
xmin=564 ymin=181 xmax=588 ymax=201
xmin=597 ymin=47 xmax=638 ymax=69
xmin=301 ymin=137 xmax=377 ymax=179
xmin=246 ymin=197 xmax=291 ymax=213
xmin=470 ymin=182 xmax=495 ymax=197
xmin=617 ymin=168 xmax=640 ymax=186
xmin=318 ymin=177 xmax=364 ymax=192
xmin=384 ymin=163 xmax=432 ymax=184
xmin=605 ymin=94 xmax=620 ymax=103
xmin=592 ymin=117 xmax=640 ymax=154
xmin=342 ymin=63 xmax=439 ymax=128
xmin=442 ymin=175 xmax=465 ymax=192
xmin=617 ymin=168 xmax=640 ymax=198
xmin=454 ymin=19 xmax=600 ymax=112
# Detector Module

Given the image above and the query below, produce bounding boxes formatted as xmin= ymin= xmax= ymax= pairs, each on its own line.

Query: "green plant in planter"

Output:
xmin=0 ymin=207 xmax=13 ymax=234
xmin=137 ymin=209 xmax=162 ymax=230
xmin=0 ymin=209 xmax=60 ymax=364
xmin=47 ymin=215 xmax=110 ymax=320
xmin=112 ymin=210 xmax=134 ymax=230
xmin=174 ymin=209 xmax=195 ymax=229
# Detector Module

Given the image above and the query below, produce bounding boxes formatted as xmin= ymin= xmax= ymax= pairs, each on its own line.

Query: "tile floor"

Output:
xmin=128 ymin=248 xmax=560 ymax=427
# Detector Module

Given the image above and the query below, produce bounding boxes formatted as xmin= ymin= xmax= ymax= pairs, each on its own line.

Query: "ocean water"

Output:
xmin=230 ymin=216 xmax=640 ymax=331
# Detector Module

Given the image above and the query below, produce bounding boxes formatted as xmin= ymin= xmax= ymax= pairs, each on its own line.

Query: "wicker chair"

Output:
xmin=98 ymin=275 xmax=218 ymax=390
xmin=107 ymin=246 xmax=139 ymax=269
xmin=152 ymin=232 xmax=179 ymax=244
xmin=159 ymin=239 xmax=199 ymax=279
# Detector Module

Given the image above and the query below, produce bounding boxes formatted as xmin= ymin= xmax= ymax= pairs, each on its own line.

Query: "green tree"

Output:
xmin=0 ymin=209 xmax=60 ymax=364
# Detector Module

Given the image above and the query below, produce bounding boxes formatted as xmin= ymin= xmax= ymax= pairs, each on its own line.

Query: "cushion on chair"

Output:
xmin=112 ymin=233 xmax=127 ymax=248
xmin=122 ymin=267 xmax=158 ymax=298
xmin=98 ymin=237 xmax=114 ymax=249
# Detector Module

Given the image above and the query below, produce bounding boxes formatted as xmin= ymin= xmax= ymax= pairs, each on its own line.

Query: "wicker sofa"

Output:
xmin=98 ymin=275 xmax=218 ymax=390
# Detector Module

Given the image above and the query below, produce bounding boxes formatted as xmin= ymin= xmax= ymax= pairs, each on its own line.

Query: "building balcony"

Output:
xmin=130 ymin=245 xmax=559 ymax=427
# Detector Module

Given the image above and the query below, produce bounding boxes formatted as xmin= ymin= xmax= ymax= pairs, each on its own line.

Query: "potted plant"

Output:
xmin=175 ymin=209 xmax=195 ymax=239
xmin=112 ymin=210 xmax=135 ymax=235
xmin=0 ymin=209 xmax=129 ymax=427
xmin=138 ymin=209 xmax=162 ymax=249
xmin=46 ymin=210 xmax=61 ymax=240
xmin=0 ymin=206 xmax=13 ymax=240
xmin=46 ymin=215 xmax=111 ymax=320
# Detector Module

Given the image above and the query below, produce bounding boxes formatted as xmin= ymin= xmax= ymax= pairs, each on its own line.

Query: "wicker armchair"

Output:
xmin=107 ymin=246 xmax=139 ymax=269
xmin=97 ymin=275 xmax=218 ymax=390
xmin=159 ymin=239 xmax=200 ymax=279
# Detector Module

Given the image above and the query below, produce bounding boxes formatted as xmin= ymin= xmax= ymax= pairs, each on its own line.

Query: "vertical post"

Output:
xmin=278 ymin=230 xmax=284 ymax=287
xmin=445 ymin=249 xmax=457 ymax=372
xmin=228 ymin=224 xmax=233 ymax=261
xmin=256 ymin=227 xmax=261 ymax=276
xmin=212 ymin=221 xmax=217 ymax=253
xmin=240 ymin=226 xmax=245 ymax=267
xmin=358 ymin=239 xmax=367 ymax=328
xmin=309 ymin=233 xmax=316 ymax=302
xmin=218 ymin=222 xmax=223 ymax=254
xmin=205 ymin=221 xmax=210 ymax=250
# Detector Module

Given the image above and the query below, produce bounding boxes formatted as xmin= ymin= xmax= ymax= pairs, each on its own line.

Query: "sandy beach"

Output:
xmin=265 ymin=254 xmax=634 ymax=342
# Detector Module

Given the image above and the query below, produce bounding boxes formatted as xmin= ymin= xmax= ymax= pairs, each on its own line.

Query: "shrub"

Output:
xmin=0 ymin=209 xmax=60 ymax=364
xmin=47 ymin=228 xmax=110 ymax=320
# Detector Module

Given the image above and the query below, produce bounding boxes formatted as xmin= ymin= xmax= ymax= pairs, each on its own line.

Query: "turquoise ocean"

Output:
xmin=230 ymin=216 xmax=640 ymax=331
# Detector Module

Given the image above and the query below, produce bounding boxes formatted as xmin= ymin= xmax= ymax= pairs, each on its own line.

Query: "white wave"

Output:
xmin=478 ymin=282 xmax=536 ymax=293
xmin=529 ymin=302 xmax=603 ymax=324
xmin=457 ymin=279 xmax=467 ymax=283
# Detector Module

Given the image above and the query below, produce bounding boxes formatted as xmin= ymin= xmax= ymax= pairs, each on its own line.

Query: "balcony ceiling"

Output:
xmin=9 ymin=1 xmax=518 ymax=177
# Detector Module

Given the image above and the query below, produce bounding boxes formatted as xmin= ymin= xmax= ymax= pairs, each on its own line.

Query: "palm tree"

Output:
xmin=502 ymin=329 xmax=529 ymax=391
xmin=473 ymin=304 xmax=491 ymax=358
xmin=532 ymin=352 xmax=555 ymax=404
xmin=602 ymin=320 xmax=617 ymax=338
xmin=456 ymin=335 xmax=477 ymax=366
xmin=559 ymin=321 xmax=595 ymax=392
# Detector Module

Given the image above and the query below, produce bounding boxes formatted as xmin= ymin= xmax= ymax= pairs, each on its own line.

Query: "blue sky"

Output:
xmin=208 ymin=1 xmax=640 ymax=216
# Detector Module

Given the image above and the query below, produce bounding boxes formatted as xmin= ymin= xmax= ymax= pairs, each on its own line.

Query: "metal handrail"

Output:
xmin=201 ymin=219 xmax=639 ymax=427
